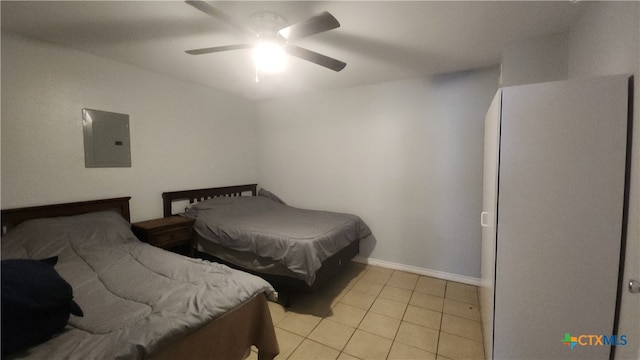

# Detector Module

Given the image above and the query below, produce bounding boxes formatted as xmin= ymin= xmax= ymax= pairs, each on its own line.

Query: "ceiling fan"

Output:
xmin=184 ymin=1 xmax=347 ymax=77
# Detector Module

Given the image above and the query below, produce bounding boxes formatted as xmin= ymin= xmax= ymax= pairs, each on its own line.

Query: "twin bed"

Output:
xmin=162 ymin=184 xmax=372 ymax=292
xmin=0 ymin=197 xmax=279 ymax=360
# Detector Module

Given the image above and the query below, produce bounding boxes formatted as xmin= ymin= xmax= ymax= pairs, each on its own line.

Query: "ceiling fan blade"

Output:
xmin=278 ymin=11 xmax=340 ymax=41
xmin=285 ymin=45 xmax=346 ymax=72
xmin=185 ymin=1 xmax=255 ymax=37
xmin=186 ymin=44 xmax=252 ymax=55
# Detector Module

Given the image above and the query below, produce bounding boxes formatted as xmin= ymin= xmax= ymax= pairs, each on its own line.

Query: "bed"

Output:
xmin=0 ymin=197 xmax=279 ymax=360
xmin=162 ymin=184 xmax=371 ymax=292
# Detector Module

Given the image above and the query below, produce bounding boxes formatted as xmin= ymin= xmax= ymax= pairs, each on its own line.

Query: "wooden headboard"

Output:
xmin=1 ymin=197 xmax=131 ymax=235
xmin=162 ymin=184 xmax=257 ymax=217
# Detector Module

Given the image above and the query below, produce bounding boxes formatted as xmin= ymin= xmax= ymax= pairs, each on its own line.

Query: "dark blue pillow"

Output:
xmin=1 ymin=257 xmax=83 ymax=356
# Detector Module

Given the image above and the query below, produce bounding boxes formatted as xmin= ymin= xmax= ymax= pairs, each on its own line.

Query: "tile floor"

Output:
xmin=250 ymin=262 xmax=486 ymax=360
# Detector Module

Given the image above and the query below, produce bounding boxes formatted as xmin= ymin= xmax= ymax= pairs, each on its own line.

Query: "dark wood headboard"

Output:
xmin=162 ymin=184 xmax=257 ymax=217
xmin=1 ymin=197 xmax=131 ymax=235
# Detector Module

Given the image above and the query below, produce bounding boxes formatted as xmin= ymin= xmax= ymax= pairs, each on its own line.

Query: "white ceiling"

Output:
xmin=1 ymin=1 xmax=584 ymax=100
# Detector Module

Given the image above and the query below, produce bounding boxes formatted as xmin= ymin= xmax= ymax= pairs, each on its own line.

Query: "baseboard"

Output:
xmin=352 ymin=255 xmax=482 ymax=287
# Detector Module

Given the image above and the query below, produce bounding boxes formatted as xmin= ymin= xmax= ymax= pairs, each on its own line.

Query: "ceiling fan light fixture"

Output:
xmin=277 ymin=28 xmax=290 ymax=39
xmin=253 ymin=41 xmax=286 ymax=74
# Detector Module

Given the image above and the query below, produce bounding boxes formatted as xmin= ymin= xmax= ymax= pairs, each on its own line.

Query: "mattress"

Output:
xmin=184 ymin=196 xmax=371 ymax=285
xmin=0 ymin=211 xmax=276 ymax=359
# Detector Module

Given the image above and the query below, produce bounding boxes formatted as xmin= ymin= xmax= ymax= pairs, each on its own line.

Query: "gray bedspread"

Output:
xmin=1 ymin=211 xmax=276 ymax=360
xmin=184 ymin=196 xmax=372 ymax=285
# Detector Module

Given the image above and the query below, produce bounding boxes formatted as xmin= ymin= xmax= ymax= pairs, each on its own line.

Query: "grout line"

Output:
xmin=434 ymin=281 xmax=449 ymax=357
xmin=385 ymin=271 xmax=412 ymax=360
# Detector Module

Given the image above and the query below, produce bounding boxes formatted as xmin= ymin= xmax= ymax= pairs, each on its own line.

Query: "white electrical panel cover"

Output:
xmin=82 ymin=108 xmax=131 ymax=168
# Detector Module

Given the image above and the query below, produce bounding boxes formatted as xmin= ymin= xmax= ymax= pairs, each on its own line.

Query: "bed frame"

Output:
xmin=1 ymin=197 xmax=279 ymax=360
xmin=1 ymin=197 xmax=131 ymax=235
xmin=162 ymin=184 xmax=257 ymax=217
xmin=162 ymin=184 xmax=360 ymax=294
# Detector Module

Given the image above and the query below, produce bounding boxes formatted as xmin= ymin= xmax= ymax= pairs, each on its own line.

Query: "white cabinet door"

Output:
xmin=494 ymin=74 xmax=630 ymax=359
xmin=480 ymin=89 xmax=502 ymax=360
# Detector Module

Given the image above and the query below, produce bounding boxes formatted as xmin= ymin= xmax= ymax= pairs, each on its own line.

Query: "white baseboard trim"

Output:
xmin=352 ymin=255 xmax=482 ymax=287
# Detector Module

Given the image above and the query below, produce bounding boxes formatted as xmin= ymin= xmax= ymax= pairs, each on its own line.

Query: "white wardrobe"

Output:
xmin=480 ymin=74 xmax=631 ymax=360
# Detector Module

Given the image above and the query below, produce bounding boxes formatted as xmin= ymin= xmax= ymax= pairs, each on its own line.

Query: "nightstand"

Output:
xmin=131 ymin=216 xmax=196 ymax=256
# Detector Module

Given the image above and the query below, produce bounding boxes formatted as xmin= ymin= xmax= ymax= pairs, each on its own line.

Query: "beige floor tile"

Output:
xmin=366 ymin=265 xmax=394 ymax=275
xmin=326 ymin=303 xmax=367 ymax=328
xmin=369 ymin=297 xmax=407 ymax=320
xmin=343 ymin=275 xmax=364 ymax=291
xmin=308 ymin=319 xmax=356 ymax=351
xmin=277 ymin=311 xmax=323 ymax=337
xmin=330 ymin=285 xmax=353 ymax=308
xmin=387 ymin=271 xmax=419 ymax=290
xmin=445 ymin=282 xmax=479 ymax=305
xmin=268 ymin=300 xmax=288 ymax=325
xmin=358 ymin=312 xmax=401 ymax=340
xmin=388 ymin=342 xmax=437 ymax=360
xmin=318 ymin=281 xmax=352 ymax=304
xmin=352 ymin=278 xmax=385 ymax=296
xmin=289 ymin=339 xmax=340 ymax=360
xmin=337 ymin=352 xmax=359 ymax=360
xmin=247 ymin=349 xmax=258 ymax=360
xmin=379 ymin=285 xmax=413 ymax=304
xmin=409 ymin=292 xmax=445 ymax=312
xmin=274 ymin=328 xmax=304 ymax=360
xmin=395 ymin=321 xmax=439 ymax=353
xmin=437 ymin=355 xmax=454 ymax=360
xmin=330 ymin=263 xmax=366 ymax=288
xmin=445 ymin=289 xmax=479 ymax=306
xmin=446 ymin=281 xmax=477 ymax=294
xmin=403 ymin=305 xmax=442 ymax=330
xmin=442 ymin=299 xmax=481 ymax=321
xmin=415 ymin=277 xmax=446 ymax=297
xmin=437 ymin=332 xmax=485 ymax=360
xmin=339 ymin=289 xmax=376 ymax=310
xmin=361 ymin=269 xmax=392 ymax=284
xmin=391 ymin=270 xmax=420 ymax=280
xmin=343 ymin=329 xmax=393 ymax=360
xmin=441 ymin=313 xmax=483 ymax=342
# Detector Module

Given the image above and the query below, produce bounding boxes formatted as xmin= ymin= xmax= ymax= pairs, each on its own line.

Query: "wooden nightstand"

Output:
xmin=131 ymin=216 xmax=196 ymax=256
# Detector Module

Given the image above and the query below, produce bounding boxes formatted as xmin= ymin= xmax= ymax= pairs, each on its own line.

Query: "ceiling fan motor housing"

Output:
xmin=251 ymin=11 xmax=288 ymax=41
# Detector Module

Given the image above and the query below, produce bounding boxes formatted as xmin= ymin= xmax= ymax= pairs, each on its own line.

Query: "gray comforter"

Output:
xmin=0 ymin=211 xmax=276 ymax=359
xmin=185 ymin=196 xmax=372 ymax=285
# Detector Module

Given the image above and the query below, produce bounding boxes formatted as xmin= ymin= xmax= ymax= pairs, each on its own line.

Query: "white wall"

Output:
xmin=255 ymin=68 xmax=500 ymax=281
xmin=567 ymin=2 xmax=639 ymax=360
xmin=1 ymin=32 xmax=258 ymax=222
xmin=501 ymin=32 xmax=569 ymax=86
xmin=568 ymin=2 xmax=639 ymax=79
